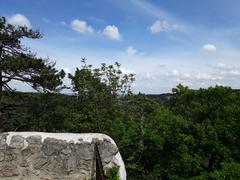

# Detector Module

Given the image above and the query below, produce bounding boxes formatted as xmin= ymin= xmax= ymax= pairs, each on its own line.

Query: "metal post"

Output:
xmin=95 ymin=143 xmax=106 ymax=180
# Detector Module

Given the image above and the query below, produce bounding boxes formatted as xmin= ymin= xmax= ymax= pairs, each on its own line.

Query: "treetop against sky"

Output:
xmin=1 ymin=0 xmax=240 ymax=93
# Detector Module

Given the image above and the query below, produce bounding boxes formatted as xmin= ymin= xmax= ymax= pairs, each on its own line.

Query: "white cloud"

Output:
xmin=131 ymin=59 xmax=239 ymax=93
xmin=215 ymin=63 xmax=240 ymax=76
xmin=70 ymin=19 xmax=94 ymax=34
xmin=7 ymin=14 xmax=32 ymax=28
xmin=126 ymin=46 xmax=137 ymax=55
xmin=149 ymin=20 xmax=170 ymax=33
xmin=202 ymin=43 xmax=217 ymax=52
xmin=216 ymin=63 xmax=227 ymax=69
xmin=169 ymin=69 xmax=180 ymax=76
xmin=166 ymin=69 xmax=222 ymax=81
xmin=103 ymin=25 xmax=121 ymax=40
xmin=149 ymin=19 xmax=183 ymax=34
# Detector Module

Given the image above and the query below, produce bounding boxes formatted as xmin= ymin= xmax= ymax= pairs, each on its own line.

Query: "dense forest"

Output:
xmin=1 ymin=16 xmax=240 ymax=179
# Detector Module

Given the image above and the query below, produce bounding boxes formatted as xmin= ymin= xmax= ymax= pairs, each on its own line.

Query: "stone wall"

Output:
xmin=0 ymin=132 xmax=126 ymax=180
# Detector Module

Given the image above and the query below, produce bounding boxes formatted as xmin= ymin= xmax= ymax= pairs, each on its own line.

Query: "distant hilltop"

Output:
xmin=147 ymin=89 xmax=240 ymax=107
xmin=147 ymin=93 xmax=173 ymax=107
xmin=4 ymin=89 xmax=240 ymax=108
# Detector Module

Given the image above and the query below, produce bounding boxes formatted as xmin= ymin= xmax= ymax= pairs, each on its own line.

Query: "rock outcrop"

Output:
xmin=0 ymin=132 xmax=126 ymax=180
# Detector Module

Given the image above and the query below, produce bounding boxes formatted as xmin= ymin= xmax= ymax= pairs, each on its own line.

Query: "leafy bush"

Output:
xmin=106 ymin=165 xmax=120 ymax=180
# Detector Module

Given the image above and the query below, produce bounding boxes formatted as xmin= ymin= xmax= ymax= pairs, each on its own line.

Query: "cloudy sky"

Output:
xmin=1 ymin=0 xmax=240 ymax=93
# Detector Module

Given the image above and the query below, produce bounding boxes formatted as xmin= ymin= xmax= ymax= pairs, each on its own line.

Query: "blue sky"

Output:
xmin=1 ymin=0 xmax=240 ymax=93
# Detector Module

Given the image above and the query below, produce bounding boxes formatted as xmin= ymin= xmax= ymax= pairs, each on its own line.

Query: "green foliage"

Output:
xmin=169 ymin=84 xmax=240 ymax=178
xmin=210 ymin=162 xmax=240 ymax=180
xmin=119 ymin=94 xmax=190 ymax=179
xmin=192 ymin=162 xmax=240 ymax=180
xmin=0 ymin=16 xmax=65 ymax=93
xmin=0 ymin=16 xmax=65 ymax=133
xmin=68 ymin=59 xmax=135 ymax=133
xmin=69 ymin=58 xmax=135 ymax=97
xmin=106 ymin=165 xmax=120 ymax=180
xmin=2 ymin=81 xmax=240 ymax=179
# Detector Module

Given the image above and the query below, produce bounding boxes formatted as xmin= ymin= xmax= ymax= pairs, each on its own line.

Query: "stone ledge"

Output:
xmin=0 ymin=132 xmax=126 ymax=180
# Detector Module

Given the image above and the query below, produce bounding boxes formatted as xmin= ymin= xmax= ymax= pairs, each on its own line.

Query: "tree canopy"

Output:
xmin=0 ymin=16 xmax=65 ymax=95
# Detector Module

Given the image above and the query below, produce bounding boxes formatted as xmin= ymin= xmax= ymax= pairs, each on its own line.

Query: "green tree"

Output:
xmin=68 ymin=59 xmax=135 ymax=132
xmin=0 ymin=16 xmax=65 ymax=132
xmin=0 ymin=16 xmax=65 ymax=96
xmin=69 ymin=58 xmax=135 ymax=98
xmin=170 ymin=84 xmax=240 ymax=178
xmin=118 ymin=93 xmax=190 ymax=179
xmin=192 ymin=162 xmax=240 ymax=180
